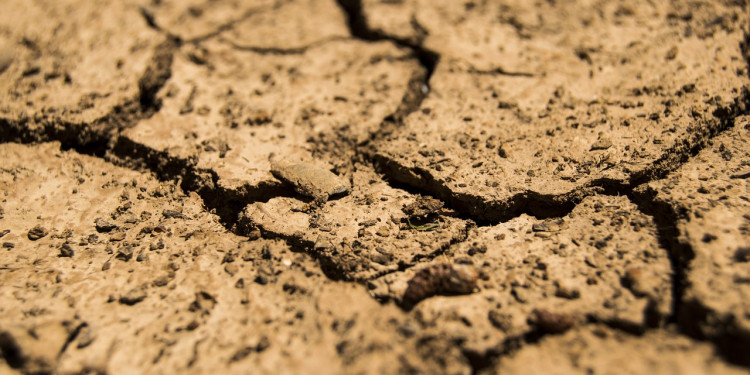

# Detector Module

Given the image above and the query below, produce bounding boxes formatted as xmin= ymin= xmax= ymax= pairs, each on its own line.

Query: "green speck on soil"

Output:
xmin=407 ymin=218 xmax=440 ymax=231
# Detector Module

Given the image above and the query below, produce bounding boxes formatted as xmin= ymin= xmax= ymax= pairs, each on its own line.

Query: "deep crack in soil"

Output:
xmin=0 ymin=33 xmax=176 ymax=157
xmin=336 ymin=0 xmax=438 ymax=127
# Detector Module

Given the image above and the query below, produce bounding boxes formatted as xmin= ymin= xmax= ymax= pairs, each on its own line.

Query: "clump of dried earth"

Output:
xmin=0 ymin=0 xmax=749 ymax=374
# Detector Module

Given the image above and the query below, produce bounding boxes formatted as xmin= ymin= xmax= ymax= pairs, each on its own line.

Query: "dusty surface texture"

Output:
xmin=1 ymin=0 xmax=749 ymax=374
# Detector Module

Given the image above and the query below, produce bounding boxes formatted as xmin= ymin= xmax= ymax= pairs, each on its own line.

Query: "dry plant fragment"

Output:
xmin=407 ymin=218 xmax=439 ymax=231
xmin=401 ymin=263 xmax=478 ymax=309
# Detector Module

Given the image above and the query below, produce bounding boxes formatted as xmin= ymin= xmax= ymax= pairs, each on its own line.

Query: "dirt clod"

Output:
xmin=58 ymin=243 xmax=74 ymax=258
xmin=402 ymin=195 xmax=444 ymax=220
xmin=27 ymin=225 xmax=47 ymax=241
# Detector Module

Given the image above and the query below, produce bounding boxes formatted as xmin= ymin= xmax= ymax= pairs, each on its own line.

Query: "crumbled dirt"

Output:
xmin=238 ymin=167 xmax=469 ymax=280
xmin=1 ymin=0 xmax=750 ymax=374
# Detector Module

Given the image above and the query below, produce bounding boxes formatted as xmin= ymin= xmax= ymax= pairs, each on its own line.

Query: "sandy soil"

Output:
xmin=0 ymin=0 xmax=749 ymax=374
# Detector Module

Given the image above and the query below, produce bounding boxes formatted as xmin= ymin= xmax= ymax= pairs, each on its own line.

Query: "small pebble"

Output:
xmin=532 ymin=223 xmax=549 ymax=232
xmin=59 ymin=243 xmax=74 ymax=258
xmin=116 ymin=247 xmax=133 ymax=261
xmin=224 ymin=263 xmax=238 ymax=276
xmin=555 ymin=280 xmax=581 ymax=299
xmin=488 ymin=310 xmax=513 ymax=332
xmin=402 ymin=263 xmax=478 ymax=309
xmin=402 ymin=196 xmax=444 ymax=219
xmin=27 ymin=225 xmax=48 ymax=241
xmin=76 ymin=325 xmax=96 ymax=349
xmin=375 ymin=226 xmax=390 ymax=237
xmin=254 ymin=274 xmax=269 ymax=285
xmin=153 ymin=274 xmax=172 ymax=287
xmin=529 ymin=309 xmax=576 ymax=334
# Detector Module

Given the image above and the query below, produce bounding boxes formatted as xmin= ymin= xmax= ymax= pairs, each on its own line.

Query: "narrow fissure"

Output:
xmin=186 ymin=2 xmax=286 ymax=43
xmin=224 ymin=36 xmax=350 ymax=55
xmin=628 ymin=188 xmax=690 ymax=321
xmin=139 ymin=6 xmax=162 ymax=33
xmin=56 ymin=322 xmax=86 ymax=360
xmin=138 ymin=37 xmax=178 ymax=113
xmin=336 ymin=0 xmax=438 ymax=125
xmin=366 ymin=83 xmax=750 ymax=229
xmin=629 ymin=187 xmax=750 ymax=368
xmin=110 ymin=136 xmax=295 ymax=228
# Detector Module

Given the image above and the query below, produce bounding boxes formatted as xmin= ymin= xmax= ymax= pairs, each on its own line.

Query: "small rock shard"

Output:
xmin=76 ymin=325 xmax=96 ymax=349
xmin=590 ymin=138 xmax=613 ymax=151
xmin=94 ymin=218 xmax=117 ymax=233
xmin=270 ymin=159 xmax=349 ymax=201
xmin=162 ymin=209 xmax=184 ymax=219
xmin=119 ymin=288 xmax=147 ymax=305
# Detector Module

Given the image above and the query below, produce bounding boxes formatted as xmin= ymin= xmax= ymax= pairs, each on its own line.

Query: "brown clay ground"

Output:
xmin=0 ymin=1 xmax=749 ymax=374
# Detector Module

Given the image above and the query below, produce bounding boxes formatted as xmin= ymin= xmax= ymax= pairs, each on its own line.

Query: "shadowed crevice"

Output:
xmin=336 ymin=0 xmax=438 ymax=128
xmin=629 ymin=186 xmax=750 ymax=368
xmin=111 ymin=135 xmax=294 ymax=228
xmin=0 ymin=36 xmax=178 ymax=158
xmin=138 ymin=37 xmax=179 ymax=114
xmin=368 ymin=85 xmax=750 ymax=227
xmin=630 ymin=87 xmax=750 ymax=186
xmin=370 ymin=152 xmax=583 ymax=224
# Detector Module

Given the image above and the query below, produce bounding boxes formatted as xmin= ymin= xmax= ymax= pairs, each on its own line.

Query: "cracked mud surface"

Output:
xmin=1 ymin=0 xmax=749 ymax=374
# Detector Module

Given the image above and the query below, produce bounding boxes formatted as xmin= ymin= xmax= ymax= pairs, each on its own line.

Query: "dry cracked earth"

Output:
xmin=0 ymin=1 xmax=749 ymax=374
